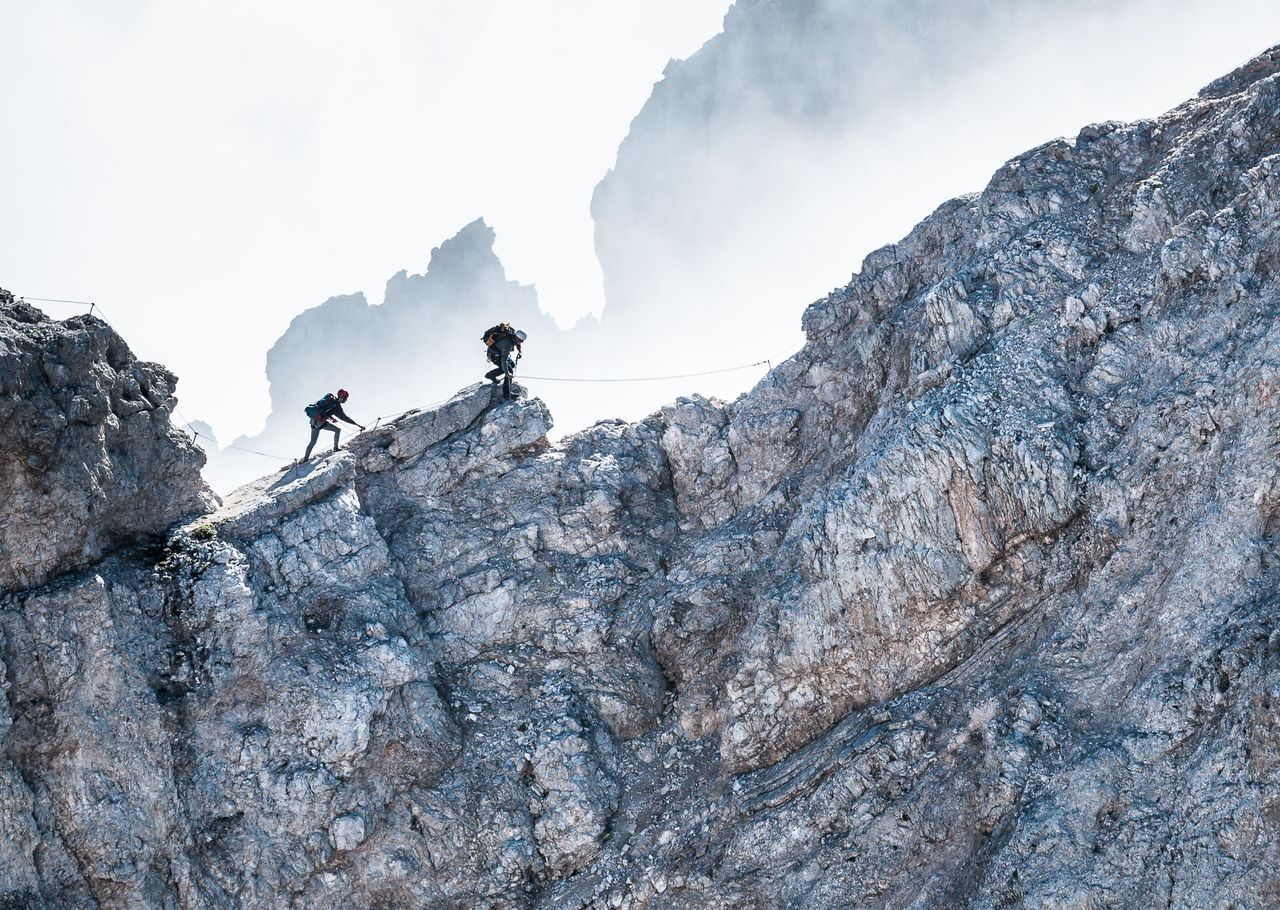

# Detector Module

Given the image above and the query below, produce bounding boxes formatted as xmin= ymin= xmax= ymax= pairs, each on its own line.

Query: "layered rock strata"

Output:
xmin=2 ymin=47 xmax=1280 ymax=909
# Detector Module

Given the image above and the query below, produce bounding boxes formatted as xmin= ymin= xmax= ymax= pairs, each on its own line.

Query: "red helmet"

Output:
xmin=337 ymin=388 xmax=349 ymax=401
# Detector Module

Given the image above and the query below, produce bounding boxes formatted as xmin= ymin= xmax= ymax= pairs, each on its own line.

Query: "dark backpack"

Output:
xmin=482 ymin=323 xmax=515 ymax=347
xmin=304 ymin=393 xmax=338 ymax=420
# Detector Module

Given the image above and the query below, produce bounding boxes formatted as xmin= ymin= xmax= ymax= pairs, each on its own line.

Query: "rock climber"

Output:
xmin=482 ymin=322 xmax=527 ymax=399
xmin=302 ymin=388 xmax=364 ymax=461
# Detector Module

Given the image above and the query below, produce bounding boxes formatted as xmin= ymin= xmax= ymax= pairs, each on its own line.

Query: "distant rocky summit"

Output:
xmin=3 ymin=46 xmax=1280 ymax=909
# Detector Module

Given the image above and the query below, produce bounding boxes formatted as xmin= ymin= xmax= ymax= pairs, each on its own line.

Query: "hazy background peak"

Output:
xmin=593 ymin=0 xmax=1280 ymax=357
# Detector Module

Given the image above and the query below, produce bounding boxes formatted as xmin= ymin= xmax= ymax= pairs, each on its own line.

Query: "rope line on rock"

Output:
xmin=368 ymin=388 xmax=471 ymax=426
xmin=520 ymin=360 xmax=771 ymax=383
xmin=171 ymin=405 xmax=294 ymax=462
xmin=763 ymin=338 xmax=808 ymax=367
xmin=519 ymin=339 xmax=807 ymax=383
xmin=220 ymin=439 xmax=293 ymax=460
xmin=18 ymin=296 xmax=99 ymax=318
xmin=19 ymin=295 xmax=95 ymax=307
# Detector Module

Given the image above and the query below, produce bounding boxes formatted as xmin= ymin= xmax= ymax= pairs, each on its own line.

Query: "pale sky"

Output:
xmin=0 ymin=0 xmax=731 ymax=438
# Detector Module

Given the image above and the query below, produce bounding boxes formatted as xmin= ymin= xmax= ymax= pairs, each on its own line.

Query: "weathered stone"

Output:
xmin=0 ymin=304 xmax=215 ymax=592
xmin=3 ymin=45 xmax=1280 ymax=910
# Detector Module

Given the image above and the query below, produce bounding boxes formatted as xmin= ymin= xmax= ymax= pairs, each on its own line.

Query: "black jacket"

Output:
xmin=314 ymin=395 xmax=357 ymax=425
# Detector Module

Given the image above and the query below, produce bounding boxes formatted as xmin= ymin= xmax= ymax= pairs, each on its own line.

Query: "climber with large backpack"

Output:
xmin=302 ymin=388 xmax=365 ymax=461
xmin=481 ymin=322 xmax=527 ymax=400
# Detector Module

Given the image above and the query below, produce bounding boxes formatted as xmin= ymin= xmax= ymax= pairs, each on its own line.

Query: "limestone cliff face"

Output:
xmin=3 ymin=47 xmax=1280 ymax=909
xmin=0 ymin=299 xmax=214 ymax=592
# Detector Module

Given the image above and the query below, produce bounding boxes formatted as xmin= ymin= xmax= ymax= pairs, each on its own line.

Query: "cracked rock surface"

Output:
xmin=3 ymin=48 xmax=1280 ymax=909
xmin=0 ymin=298 xmax=214 ymax=592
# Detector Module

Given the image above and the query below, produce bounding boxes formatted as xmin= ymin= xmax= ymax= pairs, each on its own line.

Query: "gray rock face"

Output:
xmin=0 ymin=300 xmax=215 ymax=592
xmin=4 ymin=47 xmax=1280 ymax=909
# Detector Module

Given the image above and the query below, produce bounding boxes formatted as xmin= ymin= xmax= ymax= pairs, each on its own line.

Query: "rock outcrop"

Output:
xmin=4 ymin=46 xmax=1280 ymax=909
xmin=0 ymin=298 xmax=214 ymax=591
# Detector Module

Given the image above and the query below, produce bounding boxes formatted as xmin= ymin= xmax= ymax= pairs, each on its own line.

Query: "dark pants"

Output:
xmin=484 ymin=339 xmax=517 ymax=396
xmin=304 ymin=421 xmax=340 ymax=459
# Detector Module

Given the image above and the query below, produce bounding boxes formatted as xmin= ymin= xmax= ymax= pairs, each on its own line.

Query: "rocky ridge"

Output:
xmin=2 ymin=47 xmax=1280 ymax=909
xmin=207 ymin=219 xmax=564 ymax=494
xmin=0 ymin=297 xmax=213 ymax=592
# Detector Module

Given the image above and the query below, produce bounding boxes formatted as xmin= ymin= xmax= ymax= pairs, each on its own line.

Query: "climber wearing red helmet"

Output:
xmin=301 ymin=389 xmax=365 ymax=461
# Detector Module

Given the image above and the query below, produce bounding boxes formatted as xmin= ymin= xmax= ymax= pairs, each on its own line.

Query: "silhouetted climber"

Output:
xmin=302 ymin=388 xmax=364 ymax=460
xmin=482 ymin=323 xmax=527 ymax=400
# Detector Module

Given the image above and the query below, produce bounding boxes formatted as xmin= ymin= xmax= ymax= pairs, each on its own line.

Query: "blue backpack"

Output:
xmin=304 ymin=393 xmax=338 ymax=421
